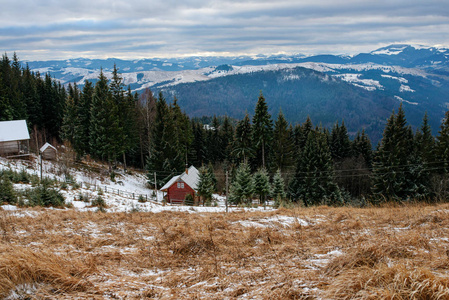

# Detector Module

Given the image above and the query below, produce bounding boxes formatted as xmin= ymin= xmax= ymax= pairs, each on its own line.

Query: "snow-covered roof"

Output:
xmin=160 ymin=166 xmax=200 ymax=191
xmin=40 ymin=142 xmax=57 ymax=153
xmin=0 ymin=120 xmax=30 ymax=142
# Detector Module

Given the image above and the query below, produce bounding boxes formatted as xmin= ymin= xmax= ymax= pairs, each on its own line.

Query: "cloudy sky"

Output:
xmin=1 ymin=0 xmax=449 ymax=61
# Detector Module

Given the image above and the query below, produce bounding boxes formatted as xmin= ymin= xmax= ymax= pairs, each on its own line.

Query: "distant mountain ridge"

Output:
xmin=24 ymin=44 xmax=449 ymax=144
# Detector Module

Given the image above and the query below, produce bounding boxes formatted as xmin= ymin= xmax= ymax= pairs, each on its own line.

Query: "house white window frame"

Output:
xmin=177 ymin=182 xmax=185 ymax=189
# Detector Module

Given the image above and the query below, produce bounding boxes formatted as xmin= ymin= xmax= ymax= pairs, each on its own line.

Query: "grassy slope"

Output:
xmin=1 ymin=203 xmax=449 ymax=299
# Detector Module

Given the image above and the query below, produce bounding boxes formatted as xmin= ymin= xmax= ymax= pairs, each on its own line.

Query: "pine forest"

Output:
xmin=2 ymin=53 xmax=449 ymax=206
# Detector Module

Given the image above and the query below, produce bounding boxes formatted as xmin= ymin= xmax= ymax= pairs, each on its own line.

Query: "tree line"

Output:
xmin=2 ymin=53 xmax=449 ymax=206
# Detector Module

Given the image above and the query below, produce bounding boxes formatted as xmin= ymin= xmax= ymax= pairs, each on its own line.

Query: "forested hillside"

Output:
xmin=158 ymin=67 xmax=402 ymax=143
xmin=2 ymin=53 xmax=449 ymax=206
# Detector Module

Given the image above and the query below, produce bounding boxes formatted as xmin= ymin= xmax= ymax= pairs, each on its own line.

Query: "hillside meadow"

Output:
xmin=1 ymin=203 xmax=449 ymax=299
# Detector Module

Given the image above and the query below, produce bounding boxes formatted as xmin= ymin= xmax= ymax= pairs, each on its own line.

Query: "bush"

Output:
xmin=91 ymin=196 xmax=106 ymax=208
xmin=78 ymin=193 xmax=90 ymax=202
xmin=16 ymin=169 xmax=30 ymax=183
xmin=138 ymin=195 xmax=146 ymax=203
xmin=185 ymin=194 xmax=194 ymax=206
xmin=24 ymin=183 xmax=65 ymax=208
xmin=60 ymin=181 xmax=68 ymax=190
xmin=0 ymin=175 xmax=17 ymax=204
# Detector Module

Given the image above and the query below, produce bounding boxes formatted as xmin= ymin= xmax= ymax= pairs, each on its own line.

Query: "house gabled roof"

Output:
xmin=160 ymin=166 xmax=200 ymax=191
xmin=40 ymin=142 xmax=57 ymax=153
xmin=0 ymin=120 xmax=30 ymax=142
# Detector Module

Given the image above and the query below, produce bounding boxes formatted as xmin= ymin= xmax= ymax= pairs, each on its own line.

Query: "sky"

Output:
xmin=1 ymin=0 xmax=449 ymax=61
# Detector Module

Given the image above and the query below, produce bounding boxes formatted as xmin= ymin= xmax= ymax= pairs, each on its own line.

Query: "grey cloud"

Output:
xmin=1 ymin=0 xmax=449 ymax=60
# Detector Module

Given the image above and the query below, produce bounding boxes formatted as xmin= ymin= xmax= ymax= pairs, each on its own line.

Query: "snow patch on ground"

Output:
xmin=394 ymin=95 xmax=418 ymax=105
xmin=399 ymin=84 xmax=415 ymax=93
xmin=236 ymin=215 xmax=310 ymax=228
xmin=333 ymin=73 xmax=383 ymax=91
xmin=0 ymin=157 xmax=274 ymax=214
xmin=381 ymin=74 xmax=408 ymax=83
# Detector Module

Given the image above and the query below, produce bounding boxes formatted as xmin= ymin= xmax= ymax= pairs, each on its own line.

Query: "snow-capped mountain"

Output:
xmin=25 ymin=44 xmax=449 ymax=90
xmin=24 ymin=44 xmax=449 ymax=143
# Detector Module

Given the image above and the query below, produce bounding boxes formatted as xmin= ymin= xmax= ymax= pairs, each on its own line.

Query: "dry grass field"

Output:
xmin=1 ymin=203 xmax=449 ymax=299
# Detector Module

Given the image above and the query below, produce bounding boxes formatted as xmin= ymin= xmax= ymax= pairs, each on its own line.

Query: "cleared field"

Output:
xmin=1 ymin=203 xmax=449 ymax=299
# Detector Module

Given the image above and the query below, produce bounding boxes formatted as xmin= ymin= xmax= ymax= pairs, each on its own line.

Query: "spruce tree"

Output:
xmin=230 ymin=162 xmax=253 ymax=205
xmin=61 ymin=83 xmax=79 ymax=146
xmin=232 ymin=113 xmax=254 ymax=164
xmin=89 ymin=70 xmax=118 ymax=163
xmin=189 ymin=121 xmax=207 ymax=166
xmin=352 ymin=129 xmax=373 ymax=169
xmin=271 ymin=169 xmax=286 ymax=202
xmin=330 ymin=121 xmax=351 ymax=161
xmin=271 ymin=110 xmax=294 ymax=173
xmin=146 ymin=93 xmax=187 ymax=184
xmin=220 ymin=115 xmax=234 ymax=163
xmin=73 ymin=80 xmax=93 ymax=157
xmin=252 ymin=92 xmax=273 ymax=169
xmin=171 ymin=97 xmax=193 ymax=169
xmin=416 ymin=112 xmax=435 ymax=165
xmin=437 ymin=110 xmax=449 ymax=173
xmin=289 ymin=129 xmax=342 ymax=206
xmin=197 ymin=165 xmax=216 ymax=205
xmin=252 ymin=168 xmax=270 ymax=204
xmin=372 ymin=105 xmax=429 ymax=201
xmin=0 ymin=175 xmax=17 ymax=204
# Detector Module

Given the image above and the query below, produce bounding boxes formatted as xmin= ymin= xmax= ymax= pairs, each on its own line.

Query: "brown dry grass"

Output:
xmin=1 ymin=202 xmax=449 ymax=299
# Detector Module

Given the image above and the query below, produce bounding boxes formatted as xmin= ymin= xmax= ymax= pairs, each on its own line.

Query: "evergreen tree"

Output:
xmin=189 ymin=121 xmax=207 ymax=166
xmin=61 ymin=83 xmax=80 ymax=145
xmin=219 ymin=115 xmax=234 ymax=163
xmin=289 ymin=129 xmax=343 ymax=206
xmin=330 ymin=121 xmax=351 ymax=161
xmin=252 ymin=168 xmax=270 ymax=204
xmin=416 ymin=112 xmax=435 ymax=165
xmin=73 ymin=80 xmax=93 ymax=157
xmin=136 ymin=88 xmax=157 ymax=168
xmin=0 ymin=75 xmax=12 ymax=121
xmin=146 ymin=93 xmax=188 ymax=184
xmin=110 ymin=64 xmax=127 ymax=163
xmin=271 ymin=110 xmax=294 ymax=173
xmin=271 ymin=169 xmax=286 ymax=202
xmin=0 ymin=175 xmax=17 ymax=204
xmin=89 ymin=70 xmax=118 ymax=163
xmin=232 ymin=113 xmax=254 ymax=164
xmin=352 ymin=129 xmax=373 ymax=169
xmin=294 ymin=116 xmax=313 ymax=152
xmin=230 ymin=162 xmax=253 ymax=204
xmin=209 ymin=116 xmax=223 ymax=162
xmin=22 ymin=65 xmax=40 ymax=127
xmin=197 ymin=165 xmax=216 ymax=205
xmin=171 ymin=97 xmax=193 ymax=168
xmin=436 ymin=110 xmax=449 ymax=173
xmin=372 ymin=105 xmax=429 ymax=201
xmin=252 ymin=92 xmax=273 ymax=169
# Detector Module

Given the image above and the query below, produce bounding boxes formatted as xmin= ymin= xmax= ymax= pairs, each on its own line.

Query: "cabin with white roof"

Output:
xmin=160 ymin=166 xmax=199 ymax=204
xmin=0 ymin=120 xmax=30 ymax=157
xmin=40 ymin=142 xmax=57 ymax=160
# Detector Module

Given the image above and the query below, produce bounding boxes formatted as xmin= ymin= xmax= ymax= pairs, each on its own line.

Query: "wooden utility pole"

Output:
xmin=154 ymin=172 xmax=157 ymax=201
xmin=225 ymin=170 xmax=229 ymax=213
xmin=39 ymin=153 xmax=43 ymax=182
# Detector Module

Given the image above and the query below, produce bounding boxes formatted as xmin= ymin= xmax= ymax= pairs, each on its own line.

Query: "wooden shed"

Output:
xmin=40 ymin=143 xmax=57 ymax=160
xmin=0 ymin=120 xmax=30 ymax=157
xmin=160 ymin=166 xmax=199 ymax=204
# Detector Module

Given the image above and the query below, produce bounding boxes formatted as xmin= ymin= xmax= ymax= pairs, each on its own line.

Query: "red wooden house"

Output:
xmin=160 ymin=166 xmax=199 ymax=204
